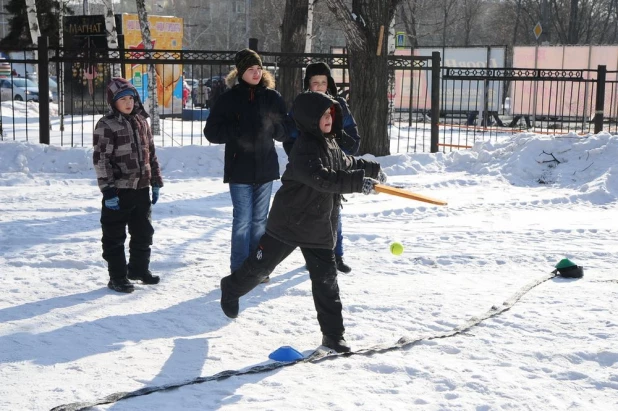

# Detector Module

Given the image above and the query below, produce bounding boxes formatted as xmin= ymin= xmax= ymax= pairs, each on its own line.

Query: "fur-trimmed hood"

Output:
xmin=225 ymin=68 xmax=276 ymax=89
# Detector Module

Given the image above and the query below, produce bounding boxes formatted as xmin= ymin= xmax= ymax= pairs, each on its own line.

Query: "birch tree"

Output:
xmin=25 ymin=0 xmax=40 ymax=47
xmin=135 ymin=0 xmax=160 ymax=136
xmin=101 ymin=0 xmax=121 ymax=77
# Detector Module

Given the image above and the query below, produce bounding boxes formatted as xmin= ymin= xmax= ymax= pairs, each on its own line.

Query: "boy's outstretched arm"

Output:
xmin=292 ymin=149 xmax=365 ymax=194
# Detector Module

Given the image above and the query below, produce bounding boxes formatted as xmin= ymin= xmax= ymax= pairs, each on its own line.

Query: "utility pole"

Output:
xmin=539 ymin=0 xmax=550 ymax=44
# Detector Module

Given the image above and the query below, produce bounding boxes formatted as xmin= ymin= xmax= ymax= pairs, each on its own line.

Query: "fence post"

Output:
xmin=430 ymin=51 xmax=441 ymax=153
xmin=38 ymin=36 xmax=50 ymax=145
xmin=594 ymin=65 xmax=606 ymax=134
xmin=249 ymin=38 xmax=258 ymax=51
xmin=118 ymin=34 xmax=126 ymax=79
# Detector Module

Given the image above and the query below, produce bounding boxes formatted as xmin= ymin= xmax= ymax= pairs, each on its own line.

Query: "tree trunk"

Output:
xmin=101 ymin=0 xmax=121 ymax=77
xmin=135 ymin=0 xmax=160 ymax=136
xmin=279 ymin=0 xmax=309 ymax=111
xmin=325 ymin=0 xmax=401 ymax=156
xmin=567 ymin=0 xmax=579 ymax=44
xmin=305 ymin=0 xmax=315 ymax=53
xmin=24 ymin=0 xmax=40 ymax=46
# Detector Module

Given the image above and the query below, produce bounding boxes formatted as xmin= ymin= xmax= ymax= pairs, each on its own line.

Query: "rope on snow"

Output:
xmin=51 ymin=272 xmax=559 ymax=411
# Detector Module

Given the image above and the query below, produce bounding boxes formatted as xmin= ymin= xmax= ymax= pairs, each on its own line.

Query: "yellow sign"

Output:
xmin=533 ymin=22 xmax=543 ymax=40
xmin=121 ymin=14 xmax=184 ymax=111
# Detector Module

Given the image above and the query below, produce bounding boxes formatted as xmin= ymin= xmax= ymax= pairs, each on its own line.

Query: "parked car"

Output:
xmin=0 ymin=77 xmax=53 ymax=102
xmin=185 ymin=78 xmax=199 ymax=91
xmin=48 ymin=77 xmax=58 ymax=103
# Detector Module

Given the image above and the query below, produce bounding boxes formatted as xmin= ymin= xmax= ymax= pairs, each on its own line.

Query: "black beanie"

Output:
xmin=304 ymin=62 xmax=338 ymax=96
xmin=235 ymin=48 xmax=262 ymax=78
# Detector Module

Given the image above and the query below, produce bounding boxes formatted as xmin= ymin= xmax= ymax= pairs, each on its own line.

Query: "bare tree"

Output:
xmin=325 ymin=0 xmax=403 ymax=156
xmin=135 ymin=0 xmax=160 ymax=135
xmin=399 ymin=0 xmax=419 ymax=48
xmin=460 ymin=0 xmax=484 ymax=46
xmin=279 ymin=0 xmax=310 ymax=109
xmin=566 ymin=0 xmax=579 ymax=43
xmin=24 ymin=0 xmax=40 ymax=46
xmin=101 ymin=0 xmax=120 ymax=77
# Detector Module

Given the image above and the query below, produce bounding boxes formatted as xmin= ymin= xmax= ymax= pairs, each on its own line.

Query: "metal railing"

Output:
xmin=0 ymin=38 xmax=614 ymax=153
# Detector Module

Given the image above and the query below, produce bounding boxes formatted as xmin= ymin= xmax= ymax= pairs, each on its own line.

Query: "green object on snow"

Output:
xmin=553 ymin=258 xmax=584 ymax=278
xmin=555 ymin=258 xmax=576 ymax=269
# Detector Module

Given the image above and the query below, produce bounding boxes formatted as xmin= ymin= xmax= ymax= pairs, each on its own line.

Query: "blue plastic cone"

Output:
xmin=268 ymin=346 xmax=304 ymax=362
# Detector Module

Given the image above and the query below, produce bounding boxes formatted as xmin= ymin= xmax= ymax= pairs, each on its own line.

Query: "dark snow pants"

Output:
xmin=100 ymin=187 xmax=154 ymax=280
xmin=223 ymin=233 xmax=344 ymax=337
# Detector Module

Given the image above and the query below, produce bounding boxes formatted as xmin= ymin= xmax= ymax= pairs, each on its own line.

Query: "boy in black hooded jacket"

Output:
xmin=219 ymin=91 xmax=386 ymax=353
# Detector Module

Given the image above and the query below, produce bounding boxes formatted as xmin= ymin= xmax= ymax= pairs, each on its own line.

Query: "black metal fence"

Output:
xmin=0 ymin=38 xmax=615 ymax=153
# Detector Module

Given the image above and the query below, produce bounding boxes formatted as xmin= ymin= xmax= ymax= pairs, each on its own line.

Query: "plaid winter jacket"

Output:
xmin=93 ymin=78 xmax=164 ymax=193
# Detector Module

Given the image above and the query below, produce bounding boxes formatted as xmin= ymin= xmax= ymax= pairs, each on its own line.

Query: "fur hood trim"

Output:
xmin=226 ymin=68 xmax=275 ymax=89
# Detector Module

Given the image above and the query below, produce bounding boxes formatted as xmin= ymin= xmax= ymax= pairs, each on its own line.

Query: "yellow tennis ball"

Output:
xmin=390 ymin=242 xmax=404 ymax=255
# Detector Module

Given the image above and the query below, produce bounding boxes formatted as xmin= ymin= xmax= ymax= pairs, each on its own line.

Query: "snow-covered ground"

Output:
xmin=1 ymin=130 xmax=617 ymax=410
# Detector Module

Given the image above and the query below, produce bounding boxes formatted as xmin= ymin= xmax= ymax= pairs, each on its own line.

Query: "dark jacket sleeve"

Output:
xmin=291 ymin=139 xmax=364 ymax=194
xmin=203 ymin=92 xmax=238 ymax=144
xmin=337 ymin=97 xmax=361 ymax=155
xmin=353 ymin=158 xmax=381 ymax=180
xmin=269 ymin=92 xmax=290 ymax=143
xmin=93 ymin=119 xmax=117 ymax=192
xmin=283 ymin=110 xmax=299 ymax=156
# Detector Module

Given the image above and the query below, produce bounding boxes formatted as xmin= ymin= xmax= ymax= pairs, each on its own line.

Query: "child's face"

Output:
xmin=242 ymin=65 xmax=263 ymax=86
xmin=114 ymin=96 xmax=134 ymax=115
xmin=309 ymin=75 xmax=328 ymax=93
xmin=319 ymin=107 xmax=333 ymax=134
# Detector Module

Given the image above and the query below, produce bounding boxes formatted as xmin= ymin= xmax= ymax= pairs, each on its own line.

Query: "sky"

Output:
xmin=0 ymin=108 xmax=617 ymax=410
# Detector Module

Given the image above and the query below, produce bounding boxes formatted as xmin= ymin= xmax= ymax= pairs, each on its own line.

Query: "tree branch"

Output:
xmin=324 ymin=0 xmax=366 ymax=49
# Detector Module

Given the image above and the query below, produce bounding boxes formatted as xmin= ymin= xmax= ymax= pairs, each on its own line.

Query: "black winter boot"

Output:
xmin=127 ymin=267 xmax=160 ymax=284
xmin=108 ymin=277 xmax=135 ymax=293
xmin=322 ymin=334 xmax=351 ymax=353
xmin=335 ymin=256 xmax=352 ymax=273
xmin=220 ymin=277 xmax=239 ymax=318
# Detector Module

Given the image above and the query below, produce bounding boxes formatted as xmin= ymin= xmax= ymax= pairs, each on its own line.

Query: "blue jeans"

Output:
xmin=229 ymin=182 xmax=273 ymax=272
xmin=335 ymin=213 xmax=344 ymax=257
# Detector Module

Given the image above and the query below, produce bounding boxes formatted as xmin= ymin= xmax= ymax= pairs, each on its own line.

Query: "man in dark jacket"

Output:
xmin=204 ymin=49 xmax=289 ymax=274
xmin=219 ymin=91 xmax=385 ymax=353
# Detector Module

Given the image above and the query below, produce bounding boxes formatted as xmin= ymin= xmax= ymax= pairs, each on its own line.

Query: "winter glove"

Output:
xmin=362 ymin=177 xmax=379 ymax=195
xmin=151 ymin=186 xmax=160 ymax=205
xmin=102 ymin=188 xmax=120 ymax=210
xmin=377 ymin=170 xmax=388 ymax=184
xmin=104 ymin=196 xmax=120 ymax=210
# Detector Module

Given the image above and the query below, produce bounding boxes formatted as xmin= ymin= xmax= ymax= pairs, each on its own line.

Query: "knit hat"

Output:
xmin=235 ymin=48 xmax=262 ymax=78
xmin=304 ymin=62 xmax=338 ymax=96
xmin=112 ymin=88 xmax=136 ymax=102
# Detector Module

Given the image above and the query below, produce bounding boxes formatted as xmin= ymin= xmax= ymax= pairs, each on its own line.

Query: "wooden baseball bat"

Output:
xmin=374 ymin=184 xmax=448 ymax=206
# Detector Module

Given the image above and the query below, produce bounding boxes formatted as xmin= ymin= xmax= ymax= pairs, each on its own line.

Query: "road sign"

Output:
xmin=533 ymin=22 xmax=543 ymax=40
xmin=396 ymin=32 xmax=405 ymax=48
